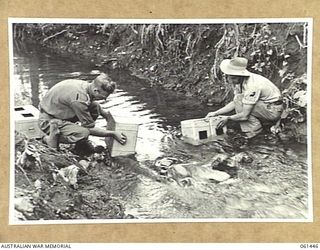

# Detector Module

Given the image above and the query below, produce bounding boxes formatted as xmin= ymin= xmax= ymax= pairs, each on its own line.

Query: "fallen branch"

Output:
xmin=43 ymin=29 xmax=68 ymax=43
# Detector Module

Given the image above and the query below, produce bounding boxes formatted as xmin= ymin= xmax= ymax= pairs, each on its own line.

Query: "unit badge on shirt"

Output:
xmin=243 ymin=90 xmax=260 ymax=104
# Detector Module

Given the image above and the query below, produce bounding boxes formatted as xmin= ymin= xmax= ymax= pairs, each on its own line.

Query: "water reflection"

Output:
xmin=29 ymin=55 xmax=41 ymax=107
xmin=12 ymin=45 xmax=214 ymax=162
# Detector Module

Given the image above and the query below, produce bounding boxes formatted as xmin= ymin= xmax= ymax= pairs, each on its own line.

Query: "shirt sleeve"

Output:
xmin=242 ymin=88 xmax=261 ymax=105
xmin=70 ymin=92 xmax=96 ymax=128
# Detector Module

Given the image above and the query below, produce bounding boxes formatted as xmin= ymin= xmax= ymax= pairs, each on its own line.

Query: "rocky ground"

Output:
xmin=14 ymin=132 xmax=137 ymax=221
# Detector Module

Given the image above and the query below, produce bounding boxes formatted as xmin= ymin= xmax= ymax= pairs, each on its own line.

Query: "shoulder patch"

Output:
xmin=243 ymin=89 xmax=261 ymax=104
xmin=74 ymin=93 xmax=91 ymax=106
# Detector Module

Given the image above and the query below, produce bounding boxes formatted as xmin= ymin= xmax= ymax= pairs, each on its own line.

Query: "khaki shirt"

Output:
xmin=40 ymin=79 xmax=95 ymax=128
xmin=235 ymin=73 xmax=282 ymax=105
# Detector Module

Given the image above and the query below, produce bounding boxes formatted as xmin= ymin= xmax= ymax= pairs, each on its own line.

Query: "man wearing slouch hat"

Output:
xmin=206 ymin=57 xmax=283 ymax=138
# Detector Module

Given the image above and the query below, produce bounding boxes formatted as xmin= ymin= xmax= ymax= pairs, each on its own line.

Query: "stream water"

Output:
xmin=12 ymin=44 xmax=310 ymax=220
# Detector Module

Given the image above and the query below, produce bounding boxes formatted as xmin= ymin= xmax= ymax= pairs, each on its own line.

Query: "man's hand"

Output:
xmin=112 ymin=132 xmax=127 ymax=145
xmin=216 ymin=116 xmax=229 ymax=130
xmin=205 ymin=111 xmax=218 ymax=119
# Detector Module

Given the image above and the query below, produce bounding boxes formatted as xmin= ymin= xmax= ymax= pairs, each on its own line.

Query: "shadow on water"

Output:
xmin=12 ymin=43 xmax=309 ymax=220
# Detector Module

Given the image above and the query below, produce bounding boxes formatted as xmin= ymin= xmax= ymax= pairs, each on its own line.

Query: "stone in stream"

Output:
xmin=154 ymin=157 xmax=179 ymax=168
xmin=156 ymin=156 xmax=232 ymax=184
xmin=169 ymin=164 xmax=191 ymax=178
xmin=210 ymin=152 xmax=253 ymax=169
xmin=193 ymin=166 xmax=231 ymax=182
xmin=154 ymin=157 xmax=180 ymax=177
xmin=227 ymin=152 xmax=253 ymax=167
xmin=164 ymin=163 xmax=193 ymax=186
xmin=165 ymin=158 xmax=231 ymax=184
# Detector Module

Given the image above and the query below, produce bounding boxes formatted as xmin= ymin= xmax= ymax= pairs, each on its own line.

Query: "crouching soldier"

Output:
xmin=206 ymin=57 xmax=283 ymax=138
xmin=38 ymin=73 xmax=126 ymax=155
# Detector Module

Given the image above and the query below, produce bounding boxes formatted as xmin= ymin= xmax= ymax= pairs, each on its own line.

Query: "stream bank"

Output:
xmin=12 ymin=22 xmax=309 ymax=143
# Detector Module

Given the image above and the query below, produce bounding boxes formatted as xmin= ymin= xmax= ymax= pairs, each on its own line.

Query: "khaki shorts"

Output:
xmin=38 ymin=101 xmax=101 ymax=144
xmin=38 ymin=112 xmax=90 ymax=144
xmin=234 ymin=94 xmax=283 ymax=133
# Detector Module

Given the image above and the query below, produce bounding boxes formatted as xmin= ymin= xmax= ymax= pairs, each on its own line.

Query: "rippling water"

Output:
xmin=12 ymin=45 xmax=310 ymax=220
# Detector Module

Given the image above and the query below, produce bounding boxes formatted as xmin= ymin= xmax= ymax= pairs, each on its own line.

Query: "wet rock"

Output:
xmin=228 ymin=152 xmax=253 ymax=167
xmin=194 ymin=166 xmax=230 ymax=182
xmin=170 ymin=164 xmax=190 ymax=177
xmin=155 ymin=157 xmax=178 ymax=168
xmin=209 ymin=153 xmax=240 ymax=178
xmin=167 ymin=164 xmax=191 ymax=184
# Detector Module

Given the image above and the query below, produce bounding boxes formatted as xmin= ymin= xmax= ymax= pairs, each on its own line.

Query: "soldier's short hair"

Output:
xmin=94 ymin=73 xmax=116 ymax=93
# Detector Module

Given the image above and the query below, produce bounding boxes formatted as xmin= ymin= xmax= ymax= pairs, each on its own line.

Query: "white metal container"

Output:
xmin=105 ymin=113 xmax=140 ymax=157
xmin=14 ymin=105 xmax=43 ymax=139
xmin=180 ymin=117 xmax=227 ymax=145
